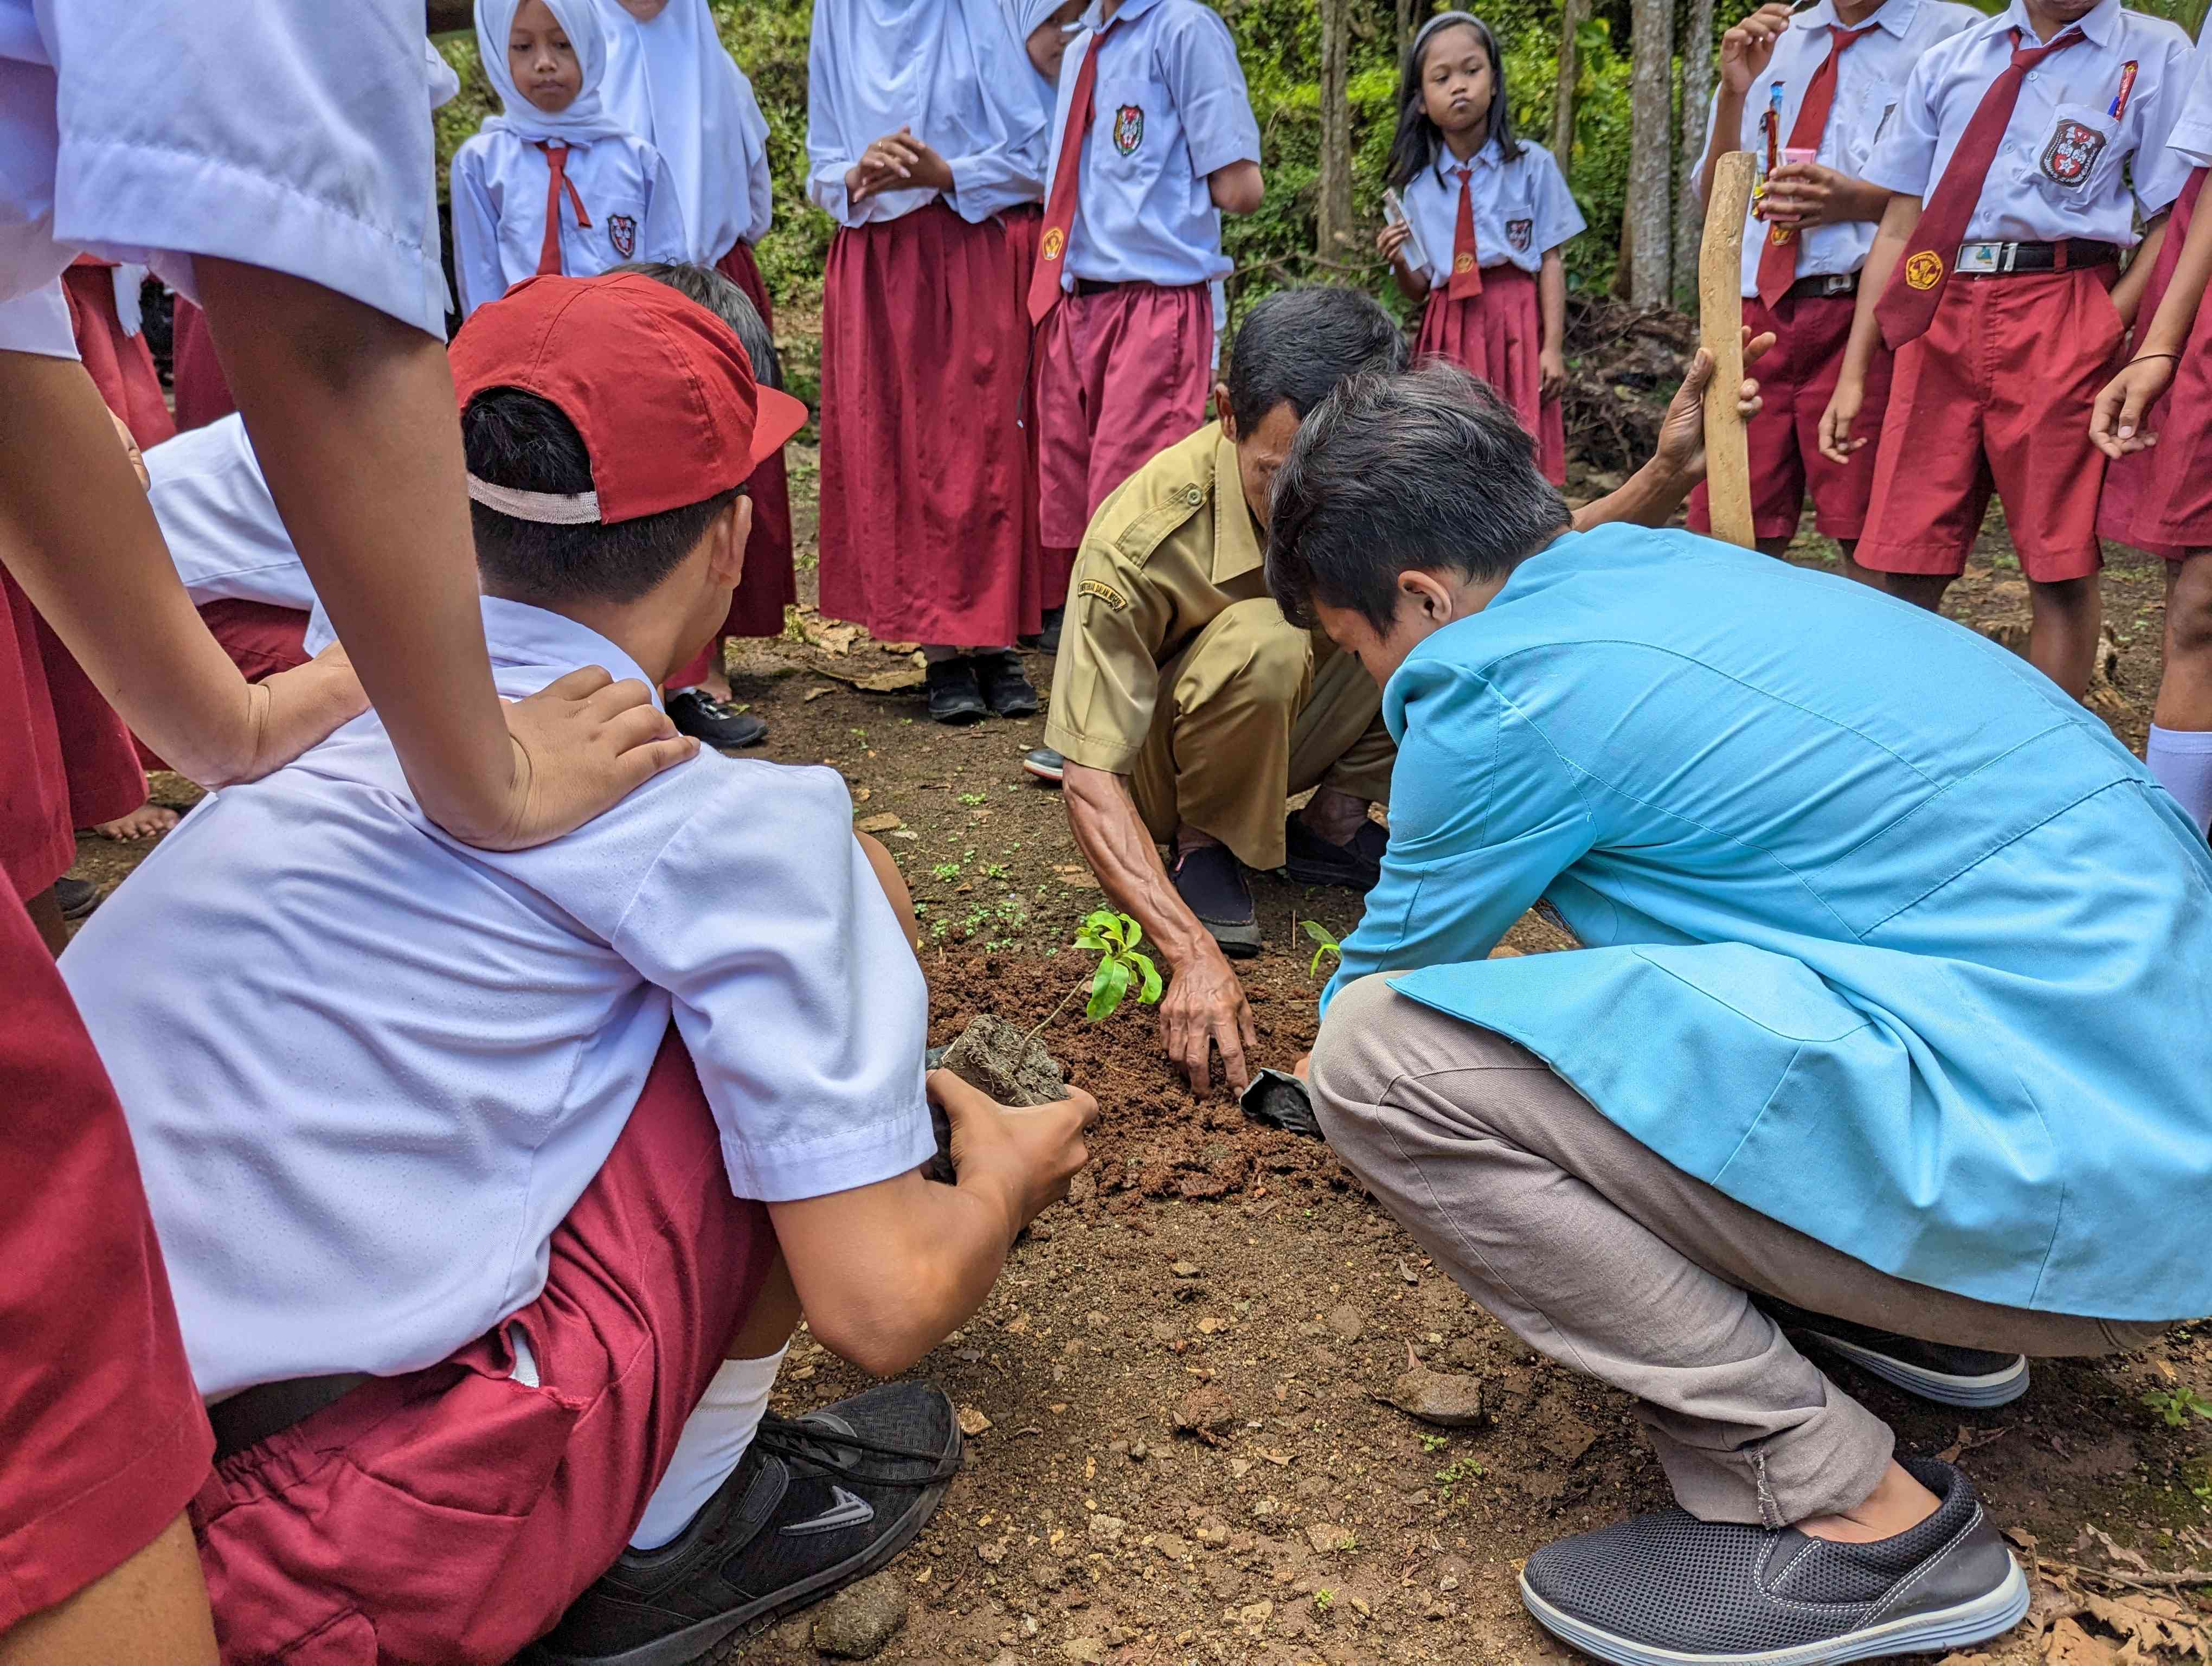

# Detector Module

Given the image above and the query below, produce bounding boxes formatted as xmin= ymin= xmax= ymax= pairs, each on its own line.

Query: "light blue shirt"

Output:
xmin=450 ymin=129 xmax=689 ymax=317
xmin=1397 ymin=136 xmax=1585 ymax=285
xmin=1326 ymin=526 xmax=2212 ymax=1322
xmin=1046 ymin=0 xmax=1261 ymax=287
xmin=62 ymin=599 xmax=934 ymax=1396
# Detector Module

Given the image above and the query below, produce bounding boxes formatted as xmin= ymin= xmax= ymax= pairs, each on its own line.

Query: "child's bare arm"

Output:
xmin=2093 ymin=200 xmax=2212 ymax=457
xmin=1817 ymin=191 xmax=1915 ymax=463
xmin=1208 ymin=159 xmax=1263 ymax=215
xmin=1539 ymin=248 xmax=1568 ymax=398
xmin=2110 ymin=214 xmax=2169 ymax=329
xmin=1376 ymin=220 xmax=1430 ymax=302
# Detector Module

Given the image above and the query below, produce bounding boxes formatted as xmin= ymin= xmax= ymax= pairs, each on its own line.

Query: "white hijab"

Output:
xmin=999 ymin=0 xmax=1066 ymax=125
xmin=809 ymin=0 xmax=1045 ymax=199
xmin=477 ymin=0 xmax=631 ymax=144
xmin=596 ymin=0 xmax=769 ymax=260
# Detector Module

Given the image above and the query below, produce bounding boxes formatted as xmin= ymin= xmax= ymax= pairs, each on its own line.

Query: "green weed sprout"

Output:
xmin=1030 ymin=909 xmax=1163 ymax=1038
xmin=1302 ymin=918 xmax=1342 ymax=979
xmin=2144 ymin=1383 xmax=2212 ymax=1427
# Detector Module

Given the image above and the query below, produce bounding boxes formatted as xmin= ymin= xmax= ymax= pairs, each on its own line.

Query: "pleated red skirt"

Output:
xmin=711 ymin=242 xmax=797 ymax=638
xmin=818 ymin=201 xmax=1039 ymax=646
xmin=61 ymin=258 xmax=174 ymax=450
xmin=1001 ymin=204 xmax=1074 ymax=614
xmin=1415 ymin=265 xmax=1566 ymax=485
xmin=169 ymin=296 xmax=239 ymax=433
xmin=2099 ymin=168 xmax=2211 ymax=561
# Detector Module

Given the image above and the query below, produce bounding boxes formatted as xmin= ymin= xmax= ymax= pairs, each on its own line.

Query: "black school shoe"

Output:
xmin=665 ymin=689 xmax=767 ymax=751
xmin=925 ymin=658 xmax=988 ymax=725
xmin=1520 ymin=1458 xmax=2029 ymax=1666
xmin=974 ymin=651 xmax=1039 ymax=719
xmin=530 ymin=1382 xmax=962 ymax=1666
xmin=1021 ymin=747 xmax=1065 ymax=785
xmin=1282 ymin=813 xmax=1390 ymax=891
xmin=1760 ymin=1298 xmax=2030 ymax=1409
xmin=1173 ymin=843 xmax=1262 ymax=959
xmin=54 ymin=876 xmax=100 ymax=920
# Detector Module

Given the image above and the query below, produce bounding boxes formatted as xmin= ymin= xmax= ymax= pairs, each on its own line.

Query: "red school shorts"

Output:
xmin=0 ymin=889 xmax=213 ymax=1633
xmin=1036 ymin=280 xmax=1214 ymax=548
xmin=1856 ymin=266 xmax=2124 ymax=584
xmin=2100 ymin=169 xmax=2212 ymax=562
xmin=190 ymin=1031 xmax=776 ymax=1665
xmin=1687 ymin=288 xmax=1892 ymax=544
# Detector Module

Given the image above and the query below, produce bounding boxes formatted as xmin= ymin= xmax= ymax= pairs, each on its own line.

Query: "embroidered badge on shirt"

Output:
xmin=1113 ymin=104 xmax=1144 ymax=156
xmin=1506 ymin=217 xmax=1533 ymax=253
xmin=607 ymin=214 xmax=638 ymax=258
xmin=2039 ymin=118 xmax=2106 ymax=188
xmin=1904 ymin=250 xmax=1944 ymax=290
xmin=1078 ymin=576 xmax=1129 ymax=609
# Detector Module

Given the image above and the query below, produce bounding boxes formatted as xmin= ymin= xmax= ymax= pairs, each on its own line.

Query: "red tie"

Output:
xmin=535 ymin=142 xmax=592 ymax=277
xmin=1873 ymin=26 xmax=2087 ymax=349
xmin=1029 ymin=21 xmax=1116 ymax=324
xmin=1753 ymin=24 xmax=1876 ymax=309
xmin=1448 ymin=165 xmax=1483 ymax=300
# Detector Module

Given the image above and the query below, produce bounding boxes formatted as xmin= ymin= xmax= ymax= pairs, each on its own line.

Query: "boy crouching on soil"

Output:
xmin=60 ymin=272 xmax=1096 ymax=1666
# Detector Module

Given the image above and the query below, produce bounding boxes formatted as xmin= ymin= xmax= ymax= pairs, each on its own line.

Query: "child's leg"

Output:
xmin=2149 ymin=555 xmax=2212 ymax=835
xmin=0 ymin=1514 xmax=216 ymax=1666
xmin=2024 ymin=576 xmax=2104 ymax=702
xmin=1852 ymin=297 xmax=1992 ymax=600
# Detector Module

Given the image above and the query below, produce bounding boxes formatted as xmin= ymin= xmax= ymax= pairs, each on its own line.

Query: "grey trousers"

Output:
xmin=1310 ymin=973 xmax=2162 ymax=1527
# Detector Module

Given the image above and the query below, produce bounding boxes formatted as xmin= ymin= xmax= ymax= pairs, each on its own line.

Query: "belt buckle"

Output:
xmin=1956 ymin=241 xmax=2003 ymax=274
xmin=1819 ymin=272 xmax=1855 ymax=297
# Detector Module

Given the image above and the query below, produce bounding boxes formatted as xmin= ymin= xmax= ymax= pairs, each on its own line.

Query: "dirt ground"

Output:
xmin=64 ymin=450 xmax=2212 ymax=1665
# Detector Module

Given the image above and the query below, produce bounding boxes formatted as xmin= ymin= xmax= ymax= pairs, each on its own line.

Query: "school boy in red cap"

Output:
xmin=1817 ymin=0 xmax=2194 ymax=699
xmin=63 ymin=273 xmax=1097 ymax=1665
xmin=1028 ymin=0 xmax=1264 ymax=573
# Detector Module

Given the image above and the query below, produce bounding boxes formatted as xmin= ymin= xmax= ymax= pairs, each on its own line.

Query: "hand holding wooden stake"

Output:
xmin=1699 ymin=151 xmax=1758 ymax=549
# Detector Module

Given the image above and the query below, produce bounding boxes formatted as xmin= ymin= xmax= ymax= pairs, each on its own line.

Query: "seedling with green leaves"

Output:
xmin=1028 ymin=909 xmax=1163 ymax=1038
xmin=2144 ymin=1383 xmax=2212 ymax=1427
xmin=1302 ymin=918 xmax=1343 ymax=979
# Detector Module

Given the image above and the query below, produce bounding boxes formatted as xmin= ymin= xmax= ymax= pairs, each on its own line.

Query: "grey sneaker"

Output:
xmin=1519 ymin=1458 xmax=2028 ymax=1665
xmin=1761 ymin=1298 xmax=2030 ymax=1409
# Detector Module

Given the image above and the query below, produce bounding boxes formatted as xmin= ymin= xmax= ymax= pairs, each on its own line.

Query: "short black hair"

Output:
xmin=1224 ymin=286 xmax=1409 ymax=437
xmin=609 ymin=260 xmax=783 ymax=392
xmin=1267 ymin=362 xmax=1570 ymax=633
xmin=465 ymin=390 xmax=740 ymax=607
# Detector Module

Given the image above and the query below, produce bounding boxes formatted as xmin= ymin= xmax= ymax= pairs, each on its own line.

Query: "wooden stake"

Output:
xmin=1699 ymin=151 xmax=1757 ymax=549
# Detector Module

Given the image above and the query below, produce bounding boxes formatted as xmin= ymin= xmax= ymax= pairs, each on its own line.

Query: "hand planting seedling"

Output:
xmin=1028 ymin=909 xmax=1164 ymax=1037
xmin=1302 ymin=918 xmax=1342 ymax=979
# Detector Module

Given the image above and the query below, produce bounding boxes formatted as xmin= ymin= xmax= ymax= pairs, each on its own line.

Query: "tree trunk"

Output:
xmin=1317 ymin=0 xmax=1355 ymax=263
xmin=1673 ymin=0 xmax=1716 ymax=303
xmin=1550 ymin=0 xmax=1589 ymax=164
xmin=1398 ymin=0 xmax=1423 ymax=56
xmin=1626 ymin=0 xmax=1675 ymax=305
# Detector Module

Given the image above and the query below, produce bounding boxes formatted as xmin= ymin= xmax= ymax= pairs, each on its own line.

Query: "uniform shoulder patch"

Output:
xmin=1078 ymin=576 xmax=1130 ymax=609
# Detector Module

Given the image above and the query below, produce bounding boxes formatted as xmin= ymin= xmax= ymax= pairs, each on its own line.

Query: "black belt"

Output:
xmin=1071 ymin=277 xmax=1120 ymax=297
xmin=1951 ymin=238 xmax=2119 ymax=275
xmin=1782 ymin=271 xmax=1860 ymax=302
xmin=208 ymin=1372 xmax=370 ymax=1462
xmin=1070 ymin=277 xmax=1206 ymax=298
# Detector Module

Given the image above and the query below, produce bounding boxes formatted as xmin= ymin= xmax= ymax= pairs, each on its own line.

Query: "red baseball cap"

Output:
xmin=448 ymin=272 xmax=810 ymax=526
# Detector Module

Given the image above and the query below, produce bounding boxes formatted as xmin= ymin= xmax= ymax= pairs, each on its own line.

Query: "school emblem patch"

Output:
xmin=1042 ymin=226 xmax=1065 ymax=261
xmin=607 ymin=214 xmax=637 ymax=258
xmin=1506 ymin=217 xmax=1533 ymax=252
xmin=2039 ymin=118 xmax=2105 ymax=188
xmin=1904 ymin=249 xmax=1944 ymax=290
xmin=1113 ymin=104 xmax=1144 ymax=156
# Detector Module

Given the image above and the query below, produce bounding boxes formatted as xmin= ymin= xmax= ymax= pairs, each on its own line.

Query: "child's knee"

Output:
xmin=857 ymin=832 xmax=920 ymax=957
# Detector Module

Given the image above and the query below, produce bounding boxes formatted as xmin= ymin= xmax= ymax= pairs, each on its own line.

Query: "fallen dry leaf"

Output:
xmin=854 ymin=812 xmax=904 ymax=834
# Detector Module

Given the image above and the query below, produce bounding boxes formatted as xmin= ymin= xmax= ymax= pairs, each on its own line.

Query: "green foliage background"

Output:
xmin=437 ymin=0 xmax=2203 ymax=322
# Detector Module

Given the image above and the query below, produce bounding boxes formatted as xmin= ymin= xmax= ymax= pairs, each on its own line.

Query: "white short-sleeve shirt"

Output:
xmin=1047 ymin=0 xmax=1262 ymax=287
xmin=61 ymin=599 xmax=935 ymax=1398
xmin=1863 ymin=0 xmax=2194 ymax=246
xmin=1709 ymin=0 xmax=1980 ymax=296
xmin=2138 ymin=32 xmax=2210 ymax=209
xmin=1396 ymin=136 xmax=1585 ymax=285
xmin=144 ymin=416 xmax=316 ymax=612
xmin=449 ymin=131 xmax=690 ymax=318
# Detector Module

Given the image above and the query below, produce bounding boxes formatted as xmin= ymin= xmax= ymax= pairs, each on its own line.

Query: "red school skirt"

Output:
xmin=2099 ymin=168 xmax=2212 ymax=562
xmin=60 ymin=257 xmax=174 ymax=451
xmin=0 ymin=880 xmax=213 ymax=1634
xmin=169 ymin=297 xmax=239 ymax=433
xmin=1415 ymin=264 xmax=1565 ymax=485
xmin=817 ymin=200 xmax=1040 ymax=648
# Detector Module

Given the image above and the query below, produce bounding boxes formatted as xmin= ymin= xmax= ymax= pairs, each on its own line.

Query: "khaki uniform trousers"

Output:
xmin=1126 ymin=599 xmax=1394 ymax=871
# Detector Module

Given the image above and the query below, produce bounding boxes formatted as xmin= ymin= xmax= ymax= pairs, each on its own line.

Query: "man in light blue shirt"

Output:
xmin=1266 ymin=364 xmax=2212 ymax=1666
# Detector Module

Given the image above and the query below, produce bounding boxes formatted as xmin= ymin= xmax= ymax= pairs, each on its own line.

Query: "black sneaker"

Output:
xmin=1520 ymin=1458 xmax=2029 ymax=1666
xmin=925 ymin=658 xmax=988 ymax=725
xmin=1037 ymin=605 xmax=1064 ymax=655
xmin=1173 ymin=842 xmax=1262 ymax=958
xmin=530 ymin=1382 xmax=962 ymax=1666
xmin=974 ymin=651 xmax=1039 ymax=719
xmin=1021 ymin=747 xmax=1065 ymax=784
xmin=54 ymin=876 xmax=100 ymax=920
xmin=1760 ymin=1298 xmax=2030 ymax=1409
xmin=1282 ymin=813 xmax=1389 ymax=891
xmin=665 ymin=689 xmax=767 ymax=750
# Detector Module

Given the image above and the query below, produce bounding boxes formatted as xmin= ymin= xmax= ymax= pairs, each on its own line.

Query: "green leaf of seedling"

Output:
xmin=1086 ymin=955 xmax=1132 ymax=1021
xmin=1302 ymin=919 xmax=1339 ymax=947
xmin=1121 ymin=915 xmax=1144 ymax=953
xmin=1310 ymin=944 xmax=1333 ymax=978
xmin=1073 ymin=931 xmax=1109 ymax=953
xmin=1129 ymin=951 xmax=1163 ymax=1005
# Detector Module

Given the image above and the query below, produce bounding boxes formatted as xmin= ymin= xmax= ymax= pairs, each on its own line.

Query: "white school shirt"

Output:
xmin=144 ymin=416 xmax=317 ymax=613
xmin=1863 ymin=0 xmax=2193 ymax=247
xmin=2137 ymin=33 xmax=2210 ymax=213
xmin=1396 ymin=137 xmax=1585 ymax=287
xmin=1045 ymin=0 xmax=1262 ymax=288
xmin=61 ymin=598 xmax=933 ymax=1399
xmin=1706 ymin=0 xmax=1980 ymax=296
xmin=0 ymin=0 xmax=449 ymax=338
xmin=450 ymin=129 xmax=689 ymax=318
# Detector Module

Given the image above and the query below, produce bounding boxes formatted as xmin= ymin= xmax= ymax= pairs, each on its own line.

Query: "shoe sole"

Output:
xmin=988 ymin=699 xmax=1040 ymax=720
xmin=1793 ymin=1330 xmax=2031 ymax=1409
xmin=1205 ymin=919 xmax=1264 ymax=958
xmin=1021 ymin=757 xmax=1065 ymax=785
xmin=928 ymin=707 xmax=989 ymax=726
xmin=1282 ymin=856 xmax=1379 ymax=893
xmin=1519 ymin=1554 xmax=2028 ymax=1666
xmin=529 ymin=1417 xmax=965 ymax=1666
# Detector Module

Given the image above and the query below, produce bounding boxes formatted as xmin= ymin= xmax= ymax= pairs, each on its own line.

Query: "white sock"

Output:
xmin=2147 ymin=725 xmax=2212 ymax=836
xmin=628 ymin=1345 xmax=786 ymax=1552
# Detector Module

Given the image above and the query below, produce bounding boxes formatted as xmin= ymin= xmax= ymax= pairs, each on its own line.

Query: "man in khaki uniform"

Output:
xmin=1040 ymin=287 xmax=1763 ymax=1092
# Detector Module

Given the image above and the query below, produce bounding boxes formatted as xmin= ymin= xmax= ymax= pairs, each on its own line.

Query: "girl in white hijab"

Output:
xmin=451 ymin=0 xmax=689 ymax=316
